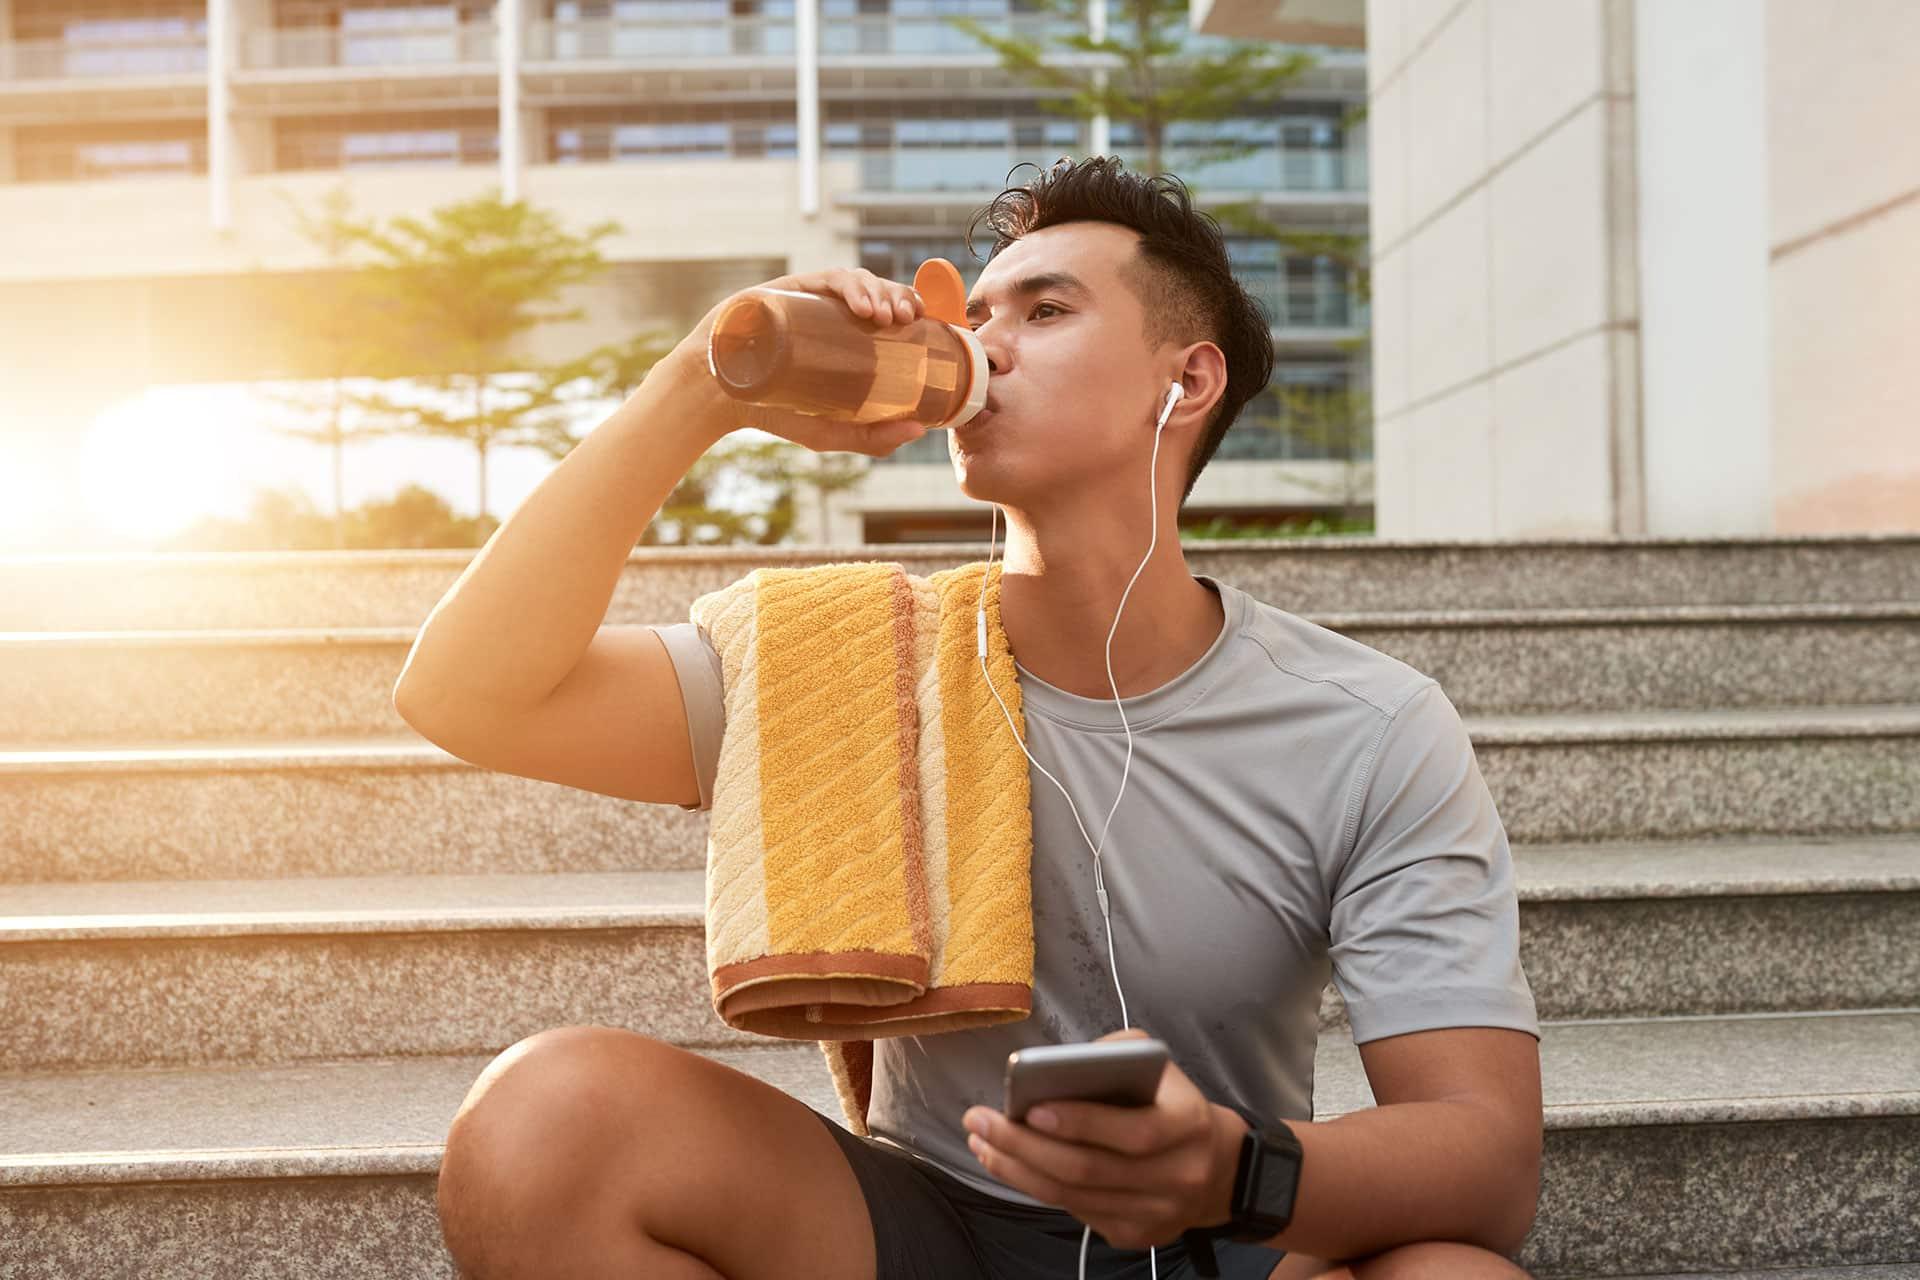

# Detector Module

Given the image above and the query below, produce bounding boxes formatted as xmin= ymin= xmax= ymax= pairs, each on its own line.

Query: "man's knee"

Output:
xmin=436 ymin=1026 xmax=676 ymax=1272
xmin=1340 ymin=1240 xmax=1530 ymax=1279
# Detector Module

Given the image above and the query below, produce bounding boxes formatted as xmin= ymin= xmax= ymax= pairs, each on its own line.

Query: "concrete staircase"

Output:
xmin=2 ymin=537 xmax=1916 ymax=1279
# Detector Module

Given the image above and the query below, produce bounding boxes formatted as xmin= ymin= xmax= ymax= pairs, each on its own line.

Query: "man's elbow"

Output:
xmin=1478 ymin=1128 xmax=1542 ymax=1256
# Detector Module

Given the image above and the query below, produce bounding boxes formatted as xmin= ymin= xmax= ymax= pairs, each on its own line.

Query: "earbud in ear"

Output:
xmin=1168 ymin=382 xmax=1184 ymax=401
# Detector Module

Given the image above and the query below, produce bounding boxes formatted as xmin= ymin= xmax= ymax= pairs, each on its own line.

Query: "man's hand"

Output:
xmin=960 ymin=1028 xmax=1245 ymax=1251
xmin=668 ymin=265 xmax=931 ymax=457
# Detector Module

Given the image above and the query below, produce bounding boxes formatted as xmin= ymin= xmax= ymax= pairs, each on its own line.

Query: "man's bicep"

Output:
xmin=1357 ymin=1025 xmax=1544 ymax=1235
xmin=1326 ymin=681 xmax=1540 ymax=1046
xmin=1356 ymin=1025 xmax=1542 ymax=1116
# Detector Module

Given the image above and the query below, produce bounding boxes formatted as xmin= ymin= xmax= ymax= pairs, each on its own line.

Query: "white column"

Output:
xmin=1088 ymin=0 xmax=1109 ymax=158
xmin=207 ymin=0 xmax=233 ymax=230
xmin=1633 ymin=0 xmax=1773 ymax=534
xmin=498 ymin=0 xmax=524 ymax=202
xmin=796 ymin=0 xmax=820 ymax=216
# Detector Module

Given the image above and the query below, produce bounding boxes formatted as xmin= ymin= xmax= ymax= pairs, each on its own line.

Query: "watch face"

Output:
xmin=1250 ymin=1135 xmax=1301 ymax=1224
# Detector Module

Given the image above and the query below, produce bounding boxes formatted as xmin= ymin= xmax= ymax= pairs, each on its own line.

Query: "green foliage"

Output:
xmin=272 ymin=185 xmax=677 ymax=521
xmin=949 ymin=1 xmax=1374 ymax=529
xmin=948 ymin=0 xmax=1315 ymax=174
xmin=1178 ymin=514 xmax=1373 ymax=540
xmin=640 ymin=436 xmax=799 ymax=547
xmin=257 ymin=185 xmax=401 ymax=544
xmin=158 ymin=484 xmax=500 ymax=551
xmin=338 ymin=189 xmax=620 ymax=376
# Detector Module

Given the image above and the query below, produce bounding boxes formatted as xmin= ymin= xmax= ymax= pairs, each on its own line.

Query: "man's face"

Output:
xmin=951 ymin=220 xmax=1168 ymax=507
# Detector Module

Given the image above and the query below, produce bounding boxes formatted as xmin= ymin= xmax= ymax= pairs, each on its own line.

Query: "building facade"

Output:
xmin=0 ymin=0 xmax=1374 ymax=546
xmin=1199 ymin=0 xmax=1920 ymax=537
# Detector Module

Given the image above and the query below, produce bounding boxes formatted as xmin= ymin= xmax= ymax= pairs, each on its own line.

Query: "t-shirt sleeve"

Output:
xmin=1328 ymin=680 xmax=1539 ymax=1044
xmin=647 ymin=621 xmax=725 ymax=813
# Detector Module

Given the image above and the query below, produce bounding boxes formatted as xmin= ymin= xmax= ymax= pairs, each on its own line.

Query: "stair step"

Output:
xmin=4 ymin=841 xmax=1916 ymax=1071
xmin=4 ymin=537 xmax=1916 ymax=630
xmin=0 ymin=1041 xmax=827 ymax=1280
xmin=3 ymin=1011 xmax=1914 ymax=1277
xmin=7 ymin=705 xmax=1920 ymax=883
xmin=1336 ymin=601 xmax=1920 ymax=715
xmin=1514 ymin=835 xmax=1920 ymax=898
xmin=1325 ymin=1008 xmax=1920 ymax=1277
xmin=1509 ymin=835 xmax=1920 ymax=1022
xmin=1464 ymin=704 xmax=1920 ymax=844
xmin=0 ymin=870 xmax=727 ymax=1073
xmin=0 ymin=1043 xmax=839 ymax=1189
xmin=6 ymin=602 xmax=1919 ymax=743
xmin=0 ymin=734 xmax=708 ymax=882
xmin=1606 ymin=1269 xmax=1920 ymax=1279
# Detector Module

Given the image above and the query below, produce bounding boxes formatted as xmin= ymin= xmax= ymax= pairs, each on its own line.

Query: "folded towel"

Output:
xmin=688 ymin=559 xmax=1035 ymax=1135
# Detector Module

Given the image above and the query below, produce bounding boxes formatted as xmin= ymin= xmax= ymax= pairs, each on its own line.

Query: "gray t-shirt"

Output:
xmin=649 ymin=572 xmax=1538 ymax=1208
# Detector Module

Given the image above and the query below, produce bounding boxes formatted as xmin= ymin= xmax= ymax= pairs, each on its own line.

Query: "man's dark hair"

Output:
xmin=965 ymin=155 xmax=1275 ymax=507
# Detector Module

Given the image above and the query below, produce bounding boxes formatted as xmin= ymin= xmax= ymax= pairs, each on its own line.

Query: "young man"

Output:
xmin=407 ymin=157 xmax=1542 ymax=1280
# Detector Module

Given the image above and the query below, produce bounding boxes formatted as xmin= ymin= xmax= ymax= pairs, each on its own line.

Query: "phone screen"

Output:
xmin=1003 ymin=1039 xmax=1169 ymax=1123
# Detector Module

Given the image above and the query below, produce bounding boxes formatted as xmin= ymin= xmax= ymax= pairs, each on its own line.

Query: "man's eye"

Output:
xmin=968 ymin=302 xmax=1064 ymax=331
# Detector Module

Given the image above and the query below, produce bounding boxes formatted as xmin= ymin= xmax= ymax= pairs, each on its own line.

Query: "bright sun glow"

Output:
xmin=81 ymin=388 xmax=254 ymax=541
xmin=0 ymin=380 xmax=624 ymax=553
xmin=0 ymin=441 xmax=62 ymax=547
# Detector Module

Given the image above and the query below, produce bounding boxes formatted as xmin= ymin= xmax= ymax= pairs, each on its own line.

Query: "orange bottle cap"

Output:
xmin=913 ymin=257 xmax=969 ymax=327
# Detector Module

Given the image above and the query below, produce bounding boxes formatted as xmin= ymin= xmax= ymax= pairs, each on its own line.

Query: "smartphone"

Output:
xmin=1004 ymin=1038 xmax=1170 ymax=1125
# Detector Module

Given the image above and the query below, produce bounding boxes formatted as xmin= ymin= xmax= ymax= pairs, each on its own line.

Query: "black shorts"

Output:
xmin=809 ymin=1106 xmax=1292 ymax=1280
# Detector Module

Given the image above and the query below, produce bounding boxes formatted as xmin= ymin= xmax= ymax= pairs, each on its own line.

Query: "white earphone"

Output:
xmin=975 ymin=378 xmax=1185 ymax=1279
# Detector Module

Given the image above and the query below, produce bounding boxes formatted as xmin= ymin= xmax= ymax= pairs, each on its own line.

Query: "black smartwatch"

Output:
xmin=1180 ymin=1107 xmax=1303 ymax=1278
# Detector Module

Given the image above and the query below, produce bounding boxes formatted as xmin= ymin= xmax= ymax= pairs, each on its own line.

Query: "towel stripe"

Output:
xmin=889 ymin=567 xmax=934 ymax=966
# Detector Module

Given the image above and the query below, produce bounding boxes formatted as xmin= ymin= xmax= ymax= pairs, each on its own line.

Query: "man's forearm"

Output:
xmin=392 ymin=344 xmax=732 ymax=720
xmin=1206 ymin=1099 xmax=1539 ymax=1261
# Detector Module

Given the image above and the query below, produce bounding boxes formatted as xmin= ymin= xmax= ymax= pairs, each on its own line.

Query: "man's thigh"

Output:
xmin=436 ymin=1025 xmax=880 ymax=1280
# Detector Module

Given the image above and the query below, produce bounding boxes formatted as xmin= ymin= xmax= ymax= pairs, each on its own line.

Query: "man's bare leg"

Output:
xmin=1269 ymin=1240 xmax=1532 ymax=1279
xmin=435 ymin=1025 xmax=878 ymax=1280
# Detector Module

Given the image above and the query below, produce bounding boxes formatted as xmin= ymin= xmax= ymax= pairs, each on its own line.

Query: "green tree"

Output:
xmin=950 ymin=0 xmax=1315 ymax=177
xmin=639 ymin=436 xmax=800 ymax=546
xmin=952 ymin=0 xmax=1375 ymax=514
xmin=320 ymin=189 xmax=638 ymax=520
xmin=159 ymin=484 xmax=502 ymax=551
xmin=521 ymin=327 xmax=682 ymax=459
xmin=1253 ymin=380 xmax=1373 ymax=522
xmin=722 ymin=434 xmax=872 ymax=545
xmin=258 ymin=184 xmax=401 ymax=549
xmin=947 ymin=0 xmax=1370 ymax=292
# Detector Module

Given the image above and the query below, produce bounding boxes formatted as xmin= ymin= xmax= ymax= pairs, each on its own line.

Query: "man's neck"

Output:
xmin=991 ymin=536 xmax=1225 ymax=701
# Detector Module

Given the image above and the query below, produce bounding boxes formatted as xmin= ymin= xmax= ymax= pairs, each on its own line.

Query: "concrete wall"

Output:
xmin=0 ymin=157 xmax=858 ymax=285
xmin=1634 ymin=0 xmax=1772 ymax=536
xmin=1364 ymin=0 xmax=1641 ymax=538
xmin=1367 ymin=0 xmax=1918 ymax=538
xmin=1766 ymin=0 xmax=1920 ymax=532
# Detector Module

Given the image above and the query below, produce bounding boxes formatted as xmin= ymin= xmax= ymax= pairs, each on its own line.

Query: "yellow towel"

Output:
xmin=689 ymin=558 xmax=1035 ymax=1135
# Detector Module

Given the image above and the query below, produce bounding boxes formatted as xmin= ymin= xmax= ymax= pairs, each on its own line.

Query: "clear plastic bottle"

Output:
xmin=705 ymin=260 xmax=989 ymax=430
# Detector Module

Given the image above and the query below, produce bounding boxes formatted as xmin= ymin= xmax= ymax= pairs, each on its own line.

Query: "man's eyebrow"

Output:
xmin=963 ymin=271 xmax=1093 ymax=319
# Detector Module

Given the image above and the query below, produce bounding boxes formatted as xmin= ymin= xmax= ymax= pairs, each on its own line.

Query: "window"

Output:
xmin=277 ymin=111 xmax=499 ymax=170
xmin=15 ymin=120 xmax=206 ymax=181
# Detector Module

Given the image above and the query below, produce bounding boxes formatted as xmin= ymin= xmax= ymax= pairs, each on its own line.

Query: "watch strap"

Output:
xmin=1181 ymin=1104 xmax=1269 ymax=1277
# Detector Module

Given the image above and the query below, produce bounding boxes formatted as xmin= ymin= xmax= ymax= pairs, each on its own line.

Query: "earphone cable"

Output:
xmin=974 ymin=382 xmax=1181 ymax=1279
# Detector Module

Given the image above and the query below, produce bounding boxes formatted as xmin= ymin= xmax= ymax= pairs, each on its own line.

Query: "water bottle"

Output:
xmin=706 ymin=258 xmax=989 ymax=430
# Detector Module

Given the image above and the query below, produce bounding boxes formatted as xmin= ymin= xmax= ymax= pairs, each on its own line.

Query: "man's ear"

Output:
xmin=1170 ymin=341 xmax=1230 ymax=428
